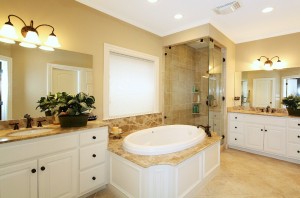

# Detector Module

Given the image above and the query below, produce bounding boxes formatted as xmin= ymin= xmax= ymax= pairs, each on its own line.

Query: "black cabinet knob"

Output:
xmin=297 ymin=135 xmax=300 ymax=138
xmin=298 ymin=124 xmax=300 ymax=126
xmin=92 ymin=136 xmax=96 ymax=140
xmin=261 ymin=129 xmax=263 ymax=131
xmin=297 ymin=150 xmax=300 ymax=153
xmin=235 ymin=126 xmax=237 ymax=129
xmin=235 ymin=117 xmax=237 ymax=119
xmin=265 ymin=130 xmax=267 ymax=132
xmin=92 ymin=154 xmax=96 ymax=158
xmin=31 ymin=169 xmax=36 ymax=173
xmin=92 ymin=176 xmax=96 ymax=180
xmin=234 ymin=138 xmax=237 ymax=140
xmin=41 ymin=166 xmax=46 ymax=171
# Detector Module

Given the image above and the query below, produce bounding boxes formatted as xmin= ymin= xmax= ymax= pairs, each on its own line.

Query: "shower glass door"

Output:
xmin=208 ymin=41 xmax=225 ymax=143
xmin=163 ymin=37 xmax=225 ymax=144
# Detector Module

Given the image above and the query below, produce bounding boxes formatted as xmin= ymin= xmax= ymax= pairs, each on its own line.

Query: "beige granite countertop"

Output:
xmin=227 ymin=107 xmax=289 ymax=117
xmin=0 ymin=121 xmax=108 ymax=144
xmin=108 ymin=132 xmax=221 ymax=168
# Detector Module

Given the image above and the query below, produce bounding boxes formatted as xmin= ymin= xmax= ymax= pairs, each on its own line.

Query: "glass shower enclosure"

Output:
xmin=164 ymin=37 xmax=225 ymax=144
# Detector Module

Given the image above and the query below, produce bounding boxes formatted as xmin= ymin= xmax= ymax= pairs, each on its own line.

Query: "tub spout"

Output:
xmin=197 ymin=125 xmax=212 ymax=137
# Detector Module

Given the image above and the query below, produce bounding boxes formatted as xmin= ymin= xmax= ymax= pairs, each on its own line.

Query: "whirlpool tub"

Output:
xmin=123 ymin=125 xmax=206 ymax=155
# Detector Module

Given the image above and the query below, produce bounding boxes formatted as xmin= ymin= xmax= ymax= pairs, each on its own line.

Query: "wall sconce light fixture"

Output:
xmin=0 ymin=14 xmax=61 ymax=51
xmin=257 ymin=56 xmax=282 ymax=70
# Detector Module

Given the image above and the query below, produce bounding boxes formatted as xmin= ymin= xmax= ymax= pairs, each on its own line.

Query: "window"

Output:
xmin=103 ymin=44 xmax=159 ymax=119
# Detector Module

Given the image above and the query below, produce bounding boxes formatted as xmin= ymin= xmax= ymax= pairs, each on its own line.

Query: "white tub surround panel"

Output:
xmin=228 ymin=112 xmax=300 ymax=164
xmin=109 ymin=142 xmax=220 ymax=198
xmin=0 ymin=126 xmax=108 ymax=198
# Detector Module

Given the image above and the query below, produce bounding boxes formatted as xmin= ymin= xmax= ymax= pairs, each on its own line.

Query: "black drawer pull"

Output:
xmin=31 ymin=169 xmax=36 ymax=173
xmin=297 ymin=150 xmax=300 ymax=153
xmin=235 ymin=117 xmax=237 ymax=119
xmin=92 ymin=154 xmax=96 ymax=158
xmin=298 ymin=135 xmax=300 ymax=138
xmin=261 ymin=129 xmax=263 ymax=131
xmin=235 ymin=126 xmax=237 ymax=129
xmin=92 ymin=176 xmax=96 ymax=180
xmin=298 ymin=124 xmax=300 ymax=126
xmin=265 ymin=130 xmax=267 ymax=132
xmin=41 ymin=166 xmax=45 ymax=171
xmin=234 ymin=138 xmax=237 ymax=140
xmin=92 ymin=136 xmax=96 ymax=140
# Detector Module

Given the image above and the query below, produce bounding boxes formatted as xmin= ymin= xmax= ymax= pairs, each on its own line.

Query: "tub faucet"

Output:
xmin=24 ymin=114 xmax=33 ymax=128
xmin=197 ymin=125 xmax=212 ymax=137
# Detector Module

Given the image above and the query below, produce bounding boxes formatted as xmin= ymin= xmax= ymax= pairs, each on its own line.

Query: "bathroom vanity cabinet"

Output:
xmin=0 ymin=127 xmax=108 ymax=198
xmin=228 ymin=113 xmax=300 ymax=163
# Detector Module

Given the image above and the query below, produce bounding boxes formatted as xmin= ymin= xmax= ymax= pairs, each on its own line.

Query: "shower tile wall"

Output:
xmin=164 ymin=45 xmax=209 ymax=126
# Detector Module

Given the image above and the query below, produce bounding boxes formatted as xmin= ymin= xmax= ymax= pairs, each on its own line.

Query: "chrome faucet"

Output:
xmin=24 ymin=114 xmax=33 ymax=128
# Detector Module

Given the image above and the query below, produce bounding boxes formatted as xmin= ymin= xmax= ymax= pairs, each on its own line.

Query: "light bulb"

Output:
xmin=19 ymin=42 xmax=37 ymax=48
xmin=23 ymin=31 xmax=41 ymax=45
xmin=39 ymin=45 xmax=54 ymax=51
xmin=45 ymin=34 xmax=61 ymax=48
xmin=0 ymin=23 xmax=18 ymax=40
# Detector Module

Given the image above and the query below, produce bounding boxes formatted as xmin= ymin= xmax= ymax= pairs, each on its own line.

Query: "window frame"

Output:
xmin=103 ymin=43 xmax=160 ymax=120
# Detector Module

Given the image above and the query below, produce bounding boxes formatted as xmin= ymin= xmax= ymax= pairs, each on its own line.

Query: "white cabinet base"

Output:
xmin=110 ymin=142 xmax=220 ymax=198
xmin=229 ymin=145 xmax=300 ymax=164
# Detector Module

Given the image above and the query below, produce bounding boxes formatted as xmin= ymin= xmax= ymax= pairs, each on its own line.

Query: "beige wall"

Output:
xmin=235 ymin=33 xmax=300 ymax=107
xmin=236 ymin=32 xmax=300 ymax=72
xmin=163 ymin=24 xmax=236 ymax=107
xmin=0 ymin=0 xmax=163 ymax=119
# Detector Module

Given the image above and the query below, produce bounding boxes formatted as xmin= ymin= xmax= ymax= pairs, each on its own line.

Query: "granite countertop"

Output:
xmin=0 ymin=121 xmax=109 ymax=144
xmin=108 ymin=132 xmax=222 ymax=168
xmin=227 ymin=107 xmax=289 ymax=117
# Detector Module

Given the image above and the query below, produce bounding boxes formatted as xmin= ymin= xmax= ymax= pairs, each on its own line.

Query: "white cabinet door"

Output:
xmin=38 ymin=150 xmax=78 ymax=198
xmin=0 ymin=160 xmax=37 ymax=198
xmin=264 ymin=126 xmax=286 ymax=156
xmin=244 ymin=123 xmax=264 ymax=151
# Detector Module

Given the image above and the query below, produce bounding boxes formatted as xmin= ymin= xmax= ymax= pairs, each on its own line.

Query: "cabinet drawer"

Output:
xmin=287 ymin=143 xmax=300 ymax=160
xmin=229 ymin=122 xmax=243 ymax=133
xmin=229 ymin=132 xmax=244 ymax=146
xmin=80 ymin=127 xmax=108 ymax=146
xmin=80 ymin=142 xmax=107 ymax=170
xmin=229 ymin=113 xmax=243 ymax=121
xmin=80 ymin=164 xmax=106 ymax=194
xmin=287 ymin=129 xmax=300 ymax=144
xmin=0 ymin=134 xmax=78 ymax=166
xmin=288 ymin=119 xmax=300 ymax=129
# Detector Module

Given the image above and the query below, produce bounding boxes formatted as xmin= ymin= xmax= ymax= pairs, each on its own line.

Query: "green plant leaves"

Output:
xmin=36 ymin=92 xmax=96 ymax=116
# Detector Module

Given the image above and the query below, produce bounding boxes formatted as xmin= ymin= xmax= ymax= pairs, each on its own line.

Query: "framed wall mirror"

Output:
xmin=235 ymin=67 xmax=300 ymax=108
xmin=0 ymin=42 xmax=93 ymax=120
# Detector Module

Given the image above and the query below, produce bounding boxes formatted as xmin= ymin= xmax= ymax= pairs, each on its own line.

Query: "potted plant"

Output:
xmin=36 ymin=93 xmax=57 ymax=116
xmin=282 ymin=95 xmax=300 ymax=116
xmin=37 ymin=92 xmax=96 ymax=127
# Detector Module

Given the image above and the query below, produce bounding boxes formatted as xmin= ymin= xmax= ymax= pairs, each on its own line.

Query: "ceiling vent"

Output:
xmin=214 ymin=1 xmax=241 ymax=15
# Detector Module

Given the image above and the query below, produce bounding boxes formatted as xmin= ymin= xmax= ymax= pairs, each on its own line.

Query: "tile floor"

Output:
xmin=88 ymin=149 xmax=300 ymax=198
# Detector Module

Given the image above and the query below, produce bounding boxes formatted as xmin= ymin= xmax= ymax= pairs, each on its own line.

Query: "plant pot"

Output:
xmin=58 ymin=114 xmax=88 ymax=128
xmin=287 ymin=108 xmax=300 ymax=116
xmin=45 ymin=110 xmax=52 ymax=116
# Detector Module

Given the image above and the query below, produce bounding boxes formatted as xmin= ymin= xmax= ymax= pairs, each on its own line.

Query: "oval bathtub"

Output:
xmin=123 ymin=125 xmax=206 ymax=155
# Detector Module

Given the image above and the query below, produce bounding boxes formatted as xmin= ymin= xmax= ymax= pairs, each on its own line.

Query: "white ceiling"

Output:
xmin=76 ymin=0 xmax=300 ymax=43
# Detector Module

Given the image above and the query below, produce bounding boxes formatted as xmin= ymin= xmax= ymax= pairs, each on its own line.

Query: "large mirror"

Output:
xmin=235 ymin=67 xmax=300 ymax=108
xmin=0 ymin=42 xmax=93 ymax=120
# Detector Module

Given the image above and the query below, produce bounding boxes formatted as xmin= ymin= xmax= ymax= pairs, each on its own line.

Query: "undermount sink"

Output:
xmin=8 ymin=128 xmax=54 ymax=136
